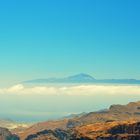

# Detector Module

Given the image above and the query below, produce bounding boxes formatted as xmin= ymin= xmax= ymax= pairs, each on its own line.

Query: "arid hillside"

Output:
xmin=22 ymin=121 xmax=140 ymax=140
xmin=16 ymin=100 xmax=140 ymax=140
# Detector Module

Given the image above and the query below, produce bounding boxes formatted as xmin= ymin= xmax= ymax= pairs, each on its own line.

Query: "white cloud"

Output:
xmin=7 ymin=84 xmax=24 ymax=92
xmin=0 ymin=84 xmax=140 ymax=96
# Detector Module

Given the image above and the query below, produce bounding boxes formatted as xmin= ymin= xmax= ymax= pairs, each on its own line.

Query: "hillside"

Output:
xmin=0 ymin=127 xmax=19 ymax=140
xmin=23 ymin=121 xmax=140 ymax=140
xmin=17 ymin=100 xmax=140 ymax=140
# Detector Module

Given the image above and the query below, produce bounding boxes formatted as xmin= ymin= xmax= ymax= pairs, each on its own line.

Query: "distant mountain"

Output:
xmin=62 ymin=112 xmax=87 ymax=119
xmin=67 ymin=73 xmax=95 ymax=82
xmin=24 ymin=73 xmax=96 ymax=84
xmin=24 ymin=73 xmax=140 ymax=84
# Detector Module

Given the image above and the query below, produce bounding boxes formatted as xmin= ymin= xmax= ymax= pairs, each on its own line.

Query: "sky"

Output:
xmin=0 ymin=0 xmax=140 ymax=86
xmin=0 ymin=0 xmax=140 ymax=122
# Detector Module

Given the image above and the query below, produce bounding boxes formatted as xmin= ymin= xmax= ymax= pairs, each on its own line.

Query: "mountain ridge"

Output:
xmin=19 ymin=101 xmax=140 ymax=140
xmin=23 ymin=73 xmax=140 ymax=84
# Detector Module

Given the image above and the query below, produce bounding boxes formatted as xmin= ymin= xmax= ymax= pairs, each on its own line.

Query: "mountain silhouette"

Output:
xmin=24 ymin=73 xmax=140 ymax=84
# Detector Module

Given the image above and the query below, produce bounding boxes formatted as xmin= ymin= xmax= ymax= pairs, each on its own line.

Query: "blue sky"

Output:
xmin=0 ymin=0 xmax=140 ymax=122
xmin=0 ymin=0 xmax=140 ymax=85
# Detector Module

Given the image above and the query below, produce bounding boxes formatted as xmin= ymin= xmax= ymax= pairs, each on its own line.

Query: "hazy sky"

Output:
xmin=0 ymin=0 xmax=140 ymax=85
xmin=0 ymin=1 xmax=140 ymax=122
xmin=1 ymin=84 xmax=140 ymax=122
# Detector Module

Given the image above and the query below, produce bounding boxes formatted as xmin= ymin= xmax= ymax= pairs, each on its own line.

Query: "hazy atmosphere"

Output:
xmin=0 ymin=0 xmax=140 ymax=123
xmin=0 ymin=84 xmax=140 ymax=122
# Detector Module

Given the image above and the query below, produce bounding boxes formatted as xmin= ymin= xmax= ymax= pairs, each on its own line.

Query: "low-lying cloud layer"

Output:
xmin=0 ymin=84 xmax=140 ymax=95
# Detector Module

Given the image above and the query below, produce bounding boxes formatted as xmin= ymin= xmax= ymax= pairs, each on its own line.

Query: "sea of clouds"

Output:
xmin=0 ymin=84 xmax=140 ymax=95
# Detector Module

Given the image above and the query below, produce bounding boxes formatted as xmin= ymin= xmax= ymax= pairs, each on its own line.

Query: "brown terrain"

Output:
xmin=13 ymin=100 xmax=140 ymax=140
xmin=0 ymin=127 xmax=19 ymax=140
xmin=21 ymin=121 xmax=140 ymax=140
xmin=2 ymin=101 xmax=140 ymax=139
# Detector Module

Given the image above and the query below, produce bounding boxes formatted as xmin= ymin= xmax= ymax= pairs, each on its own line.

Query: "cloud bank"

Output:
xmin=0 ymin=84 xmax=140 ymax=96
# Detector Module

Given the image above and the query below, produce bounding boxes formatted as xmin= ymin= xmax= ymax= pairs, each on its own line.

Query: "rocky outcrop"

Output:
xmin=25 ymin=129 xmax=72 ymax=140
xmin=0 ymin=127 xmax=19 ymax=140
xmin=18 ymin=119 xmax=69 ymax=140
xmin=18 ymin=100 xmax=140 ymax=140
xmin=23 ymin=121 xmax=140 ymax=140
xmin=71 ymin=121 xmax=140 ymax=140
xmin=66 ymin=100 xmax=140 ymax=128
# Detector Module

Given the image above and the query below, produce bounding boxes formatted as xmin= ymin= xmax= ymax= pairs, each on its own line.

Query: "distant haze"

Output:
xmin=0 ymin=83 xmax=140 ymax=122
xmin=0 ymin=0 xmax=140 ymax=123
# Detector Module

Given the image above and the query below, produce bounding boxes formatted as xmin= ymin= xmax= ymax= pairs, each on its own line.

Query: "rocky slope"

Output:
xmin=72 ymin=121 xmax=140 ymax=140
xmin=18 ymin=100 xmax=140 ymax=140
xmin=18 ymin=119 xmax=69 ymax=140
xmin=22 ymin=121 xmax=140 ymax=140
xmin=0 ymin=127 xmax=19 ymax=140
xmin=67 ymin=100 xmax=140 ymax=128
